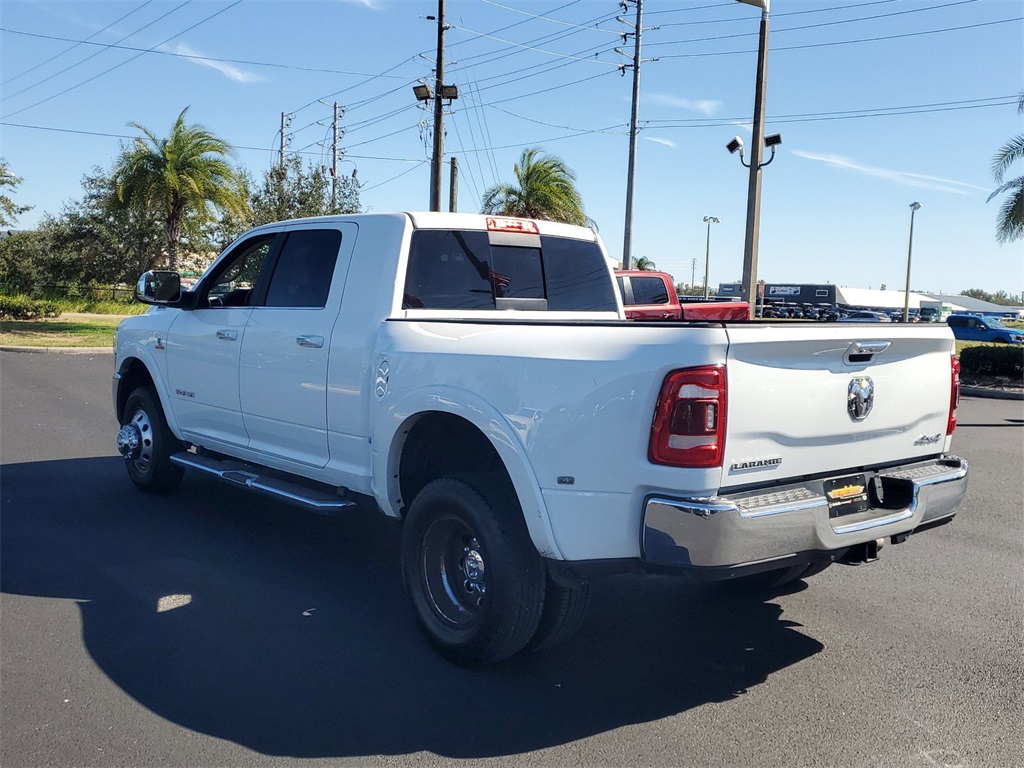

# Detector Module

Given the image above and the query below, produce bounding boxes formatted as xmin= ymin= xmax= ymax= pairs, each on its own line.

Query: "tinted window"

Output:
xmin=403 ymin=230 xmax=617 ymax=312
xmin=631 ymin=276 xmax=670 ymax=305
xmin=490 ymin=244 xmax=544 ymax=299
xmin=264 ymin=229 xmax=342 ymax=308
xmin=542 ymin=236 xmax=617 ymax=311
xmin=947 ymin=317 xmax=966 ymax=327
xmin=206 ymin=235 xmax=275 ymax=307
xmin=403 ymin=230 xmax=493 ymax=309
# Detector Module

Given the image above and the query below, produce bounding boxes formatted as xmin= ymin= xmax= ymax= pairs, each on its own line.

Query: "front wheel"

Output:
xmin=118 ymin=386 xmax=184 ymax=493
xmin=400 ymin=478 xmax=545 ymax=665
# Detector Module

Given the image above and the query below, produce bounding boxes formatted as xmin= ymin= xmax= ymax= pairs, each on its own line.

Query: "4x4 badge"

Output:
xmin=848 ymin=376 xmax=874 ymax=421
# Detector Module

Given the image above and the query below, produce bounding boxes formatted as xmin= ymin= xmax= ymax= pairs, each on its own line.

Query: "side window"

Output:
xmin=948 ymin=317 xmax=965 ymax=327
xmin=205 ymin=235 xmax=276 ymax=308
xmin=542 ymin=236 xmax=617 ymax=311
xmin=403 ymin=230 xmax=494 ymax=309
xmin=264 ymin=229 xmax=342 ymax=308
xmin=631 ymin=276 xmax=670 ymax=305
xmin=616 ymin=276 xmax=627 ymax=304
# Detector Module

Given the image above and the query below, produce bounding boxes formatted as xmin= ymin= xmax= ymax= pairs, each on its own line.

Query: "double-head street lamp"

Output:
xmin=903 ymin=202 xmax=923 ymax=322
xmin=702 ymin=216 xmax=721 ymax=299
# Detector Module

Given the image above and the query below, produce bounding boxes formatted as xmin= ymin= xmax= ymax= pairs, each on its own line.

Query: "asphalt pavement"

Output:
xmin=1 ymin=351 xmax=1021 ymax=768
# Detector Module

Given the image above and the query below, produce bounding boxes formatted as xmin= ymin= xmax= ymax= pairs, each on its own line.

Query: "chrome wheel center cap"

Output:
xmin=117 ymin=423 xmax=141 ymax=459
xmin=462 ymin=546 xmax=485 ymax=588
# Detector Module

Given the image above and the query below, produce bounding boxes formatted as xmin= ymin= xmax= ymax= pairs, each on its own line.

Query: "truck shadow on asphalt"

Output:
xmin=1 ymin=457 xmax=823 ymax=759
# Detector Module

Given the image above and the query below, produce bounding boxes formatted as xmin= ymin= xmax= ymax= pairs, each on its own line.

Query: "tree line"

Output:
xmin=0 ymin=108 xmax=361 ymax=295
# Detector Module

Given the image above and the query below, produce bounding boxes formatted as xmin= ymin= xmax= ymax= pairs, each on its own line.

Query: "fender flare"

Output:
xmin=116 ymin=344 xmax=184 ymax=440
xmin=372 ymin=384 xmax=564 ymax=561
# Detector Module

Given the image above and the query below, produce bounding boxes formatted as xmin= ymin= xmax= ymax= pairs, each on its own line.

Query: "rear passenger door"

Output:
xmin=628 ymin=275 xmax=674 ymax=319
xmin=239 ymin=224 xmax=357 ymax=468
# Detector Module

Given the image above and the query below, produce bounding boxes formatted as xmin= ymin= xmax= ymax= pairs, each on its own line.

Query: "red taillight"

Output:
xmin=947 ymin=354 xmax=960 ymax=435
xmin=649 ymin=365 xmax=727 ymax=467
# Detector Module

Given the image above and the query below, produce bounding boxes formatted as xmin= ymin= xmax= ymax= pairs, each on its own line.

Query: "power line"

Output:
xmin=477 ymin=0 xmax=621 ymax=35
xmin=1 ymin=0 xmax=156 ymax=85
xmin=0 ymin=119 xmax=426 ymax=161
xmin=648 ymin=0 xmax=980 ymax=48
xmin=450 ymin=24 xmax=622 ymax=66
xmin=656 ymin=0 xmax=900 ymax=27
xmin=657 ymin=16 xmax=1022 ymax=58
xmin=0 ymin=26 xmax=413 ymax=80
xmin=360 ymin=161 xmax=428 ymax=192
xmin=2 ymin=0 xmax=245 ymax=120
xmin=2 ymin=0 xmax=196 ymax=102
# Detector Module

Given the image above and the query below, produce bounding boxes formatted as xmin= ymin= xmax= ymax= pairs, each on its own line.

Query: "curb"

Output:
xmin=0 ymin=346 xmax=112 ymax=355
xmin=960 ymin=385 xmax=1024 ymax=401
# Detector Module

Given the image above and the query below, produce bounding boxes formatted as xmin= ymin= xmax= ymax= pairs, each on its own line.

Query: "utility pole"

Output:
xmin=690 ymin=257 xmax=697 ymax=292
xmin=430 ymin=0 xmax=447 ymax=212
xmin=332 ymin=102 xmax=340 ymax=209
xmin=618 ymin=1 xmax=657 ymax=270
xmin=279 ymin=111 xmax=287 ymax=169
xmin=620 ymin=0 xmax=643 ymax=270
xmin=449 ymin=157 xmax=458 ymax=212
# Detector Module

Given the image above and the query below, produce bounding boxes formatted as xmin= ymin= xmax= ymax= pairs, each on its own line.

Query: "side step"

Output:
xmin=170 ymin=451 xmax=357 ymax=514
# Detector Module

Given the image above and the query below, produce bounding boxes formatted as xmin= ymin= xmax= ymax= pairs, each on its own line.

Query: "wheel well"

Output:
xmin=116 ymin=358 xmax=155 ymax=421
xmin=397 ymin=412 xmax=513 ymax=515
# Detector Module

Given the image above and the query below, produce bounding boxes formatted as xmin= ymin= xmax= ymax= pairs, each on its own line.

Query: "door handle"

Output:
xmin=216 ymin=329 xmax=238 ymax=341
xmin=296 ymin=335 xmax=324 ymax=349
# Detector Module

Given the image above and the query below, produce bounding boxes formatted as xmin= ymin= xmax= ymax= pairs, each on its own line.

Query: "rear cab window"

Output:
xmin=402 ymin=228 xmax=617 ymax=313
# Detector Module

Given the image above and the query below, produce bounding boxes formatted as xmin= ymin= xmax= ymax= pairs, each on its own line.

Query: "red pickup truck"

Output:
xmin=615 ymin=270 xmax=749 ymax=321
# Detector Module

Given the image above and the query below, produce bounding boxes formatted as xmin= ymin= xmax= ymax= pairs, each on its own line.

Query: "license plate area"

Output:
xmin=824 ymin=474 xmax=870 ymax=518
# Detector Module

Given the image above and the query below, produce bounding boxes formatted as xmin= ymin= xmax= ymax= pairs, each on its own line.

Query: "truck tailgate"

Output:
xmin=721 ymin=324 xmax=955 ymax=490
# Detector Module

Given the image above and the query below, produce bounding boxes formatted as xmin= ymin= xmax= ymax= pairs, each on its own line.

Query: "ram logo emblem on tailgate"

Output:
xmin=847 ymin=376 xmax=874 ymax=421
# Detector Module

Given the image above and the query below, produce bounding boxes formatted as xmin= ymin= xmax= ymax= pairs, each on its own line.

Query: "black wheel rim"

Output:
xmin=420 ymin=514 xmax=487 ymax=628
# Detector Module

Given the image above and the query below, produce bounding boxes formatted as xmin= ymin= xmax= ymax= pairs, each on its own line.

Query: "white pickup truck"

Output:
xmin=114 ymin=212 xmax=968 ymax=665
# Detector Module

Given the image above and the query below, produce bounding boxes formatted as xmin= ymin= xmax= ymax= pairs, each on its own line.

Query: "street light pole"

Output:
xmin=740 ymin=0 xmax=770 ymax=318
xmin=702 ymin=216 xmax=720 ymax=299
xmin=903 ymin=202 xmax=923 ymax=322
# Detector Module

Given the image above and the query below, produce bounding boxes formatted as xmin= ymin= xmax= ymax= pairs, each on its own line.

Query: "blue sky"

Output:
xmin=2 ymin=0 xmax=1022 ymax=295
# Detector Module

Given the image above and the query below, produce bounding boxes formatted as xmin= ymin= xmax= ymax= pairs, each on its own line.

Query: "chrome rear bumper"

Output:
xmin=642 ymin=455 xmax=968 ymax=569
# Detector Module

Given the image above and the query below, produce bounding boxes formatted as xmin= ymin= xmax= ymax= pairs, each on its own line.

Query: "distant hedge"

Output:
xmin=959 ymin=345 xmax=1024 ymax=378
xmin=0 ymin=294 xmax=61 ymax=320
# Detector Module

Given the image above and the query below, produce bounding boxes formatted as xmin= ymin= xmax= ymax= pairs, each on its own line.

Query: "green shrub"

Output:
xmin=959 ymin=345 xmax=1024 ymax=378
xmin=0 ymin=294 xmax=61 ymax=320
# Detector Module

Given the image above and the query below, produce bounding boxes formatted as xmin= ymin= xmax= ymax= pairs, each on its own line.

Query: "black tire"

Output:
xmin=400 ymin=477 xmax=545 ymax=665
xmin=120 ymin=386 xmax=184 ymax=493
xmin=526 ymin=569 xmax=590 ymax=652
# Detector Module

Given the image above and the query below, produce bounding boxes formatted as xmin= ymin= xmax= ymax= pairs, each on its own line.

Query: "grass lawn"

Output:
xmin=0 ymin=315 xmax=122 ymax=348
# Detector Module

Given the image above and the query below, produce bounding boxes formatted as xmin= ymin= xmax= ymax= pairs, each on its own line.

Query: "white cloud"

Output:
xmin=644 ymin=136 xmax=676 ymax=149
xmin=646 ymin=93 xmax=723 ymax=116
xmin=339 ymin=0 xmax=381 ymax=8
xmin=169 ymin=42 xmax=261 ymax=83
xmin=792 ymin=151 xmax=989 ymax=195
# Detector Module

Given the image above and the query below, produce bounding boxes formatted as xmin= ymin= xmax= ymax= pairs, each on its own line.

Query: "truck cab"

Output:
xmin=947 ymin=314 xmax=1023 ymax=344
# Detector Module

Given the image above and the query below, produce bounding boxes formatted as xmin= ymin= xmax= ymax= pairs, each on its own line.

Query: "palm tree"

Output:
xmin=113 ymin=108 xmax=248 ymax=270
xmin=633 ymin=256 xmax=657 ymax=271
xmin=481 ymin=148 xmax=588 ymax=226
xmin=989 ymin=92 xmax=1024 ymax=244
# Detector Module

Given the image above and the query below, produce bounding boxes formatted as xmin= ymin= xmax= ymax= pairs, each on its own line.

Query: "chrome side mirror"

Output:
xmin=135 ymin=270 xmax=181 ymax=305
